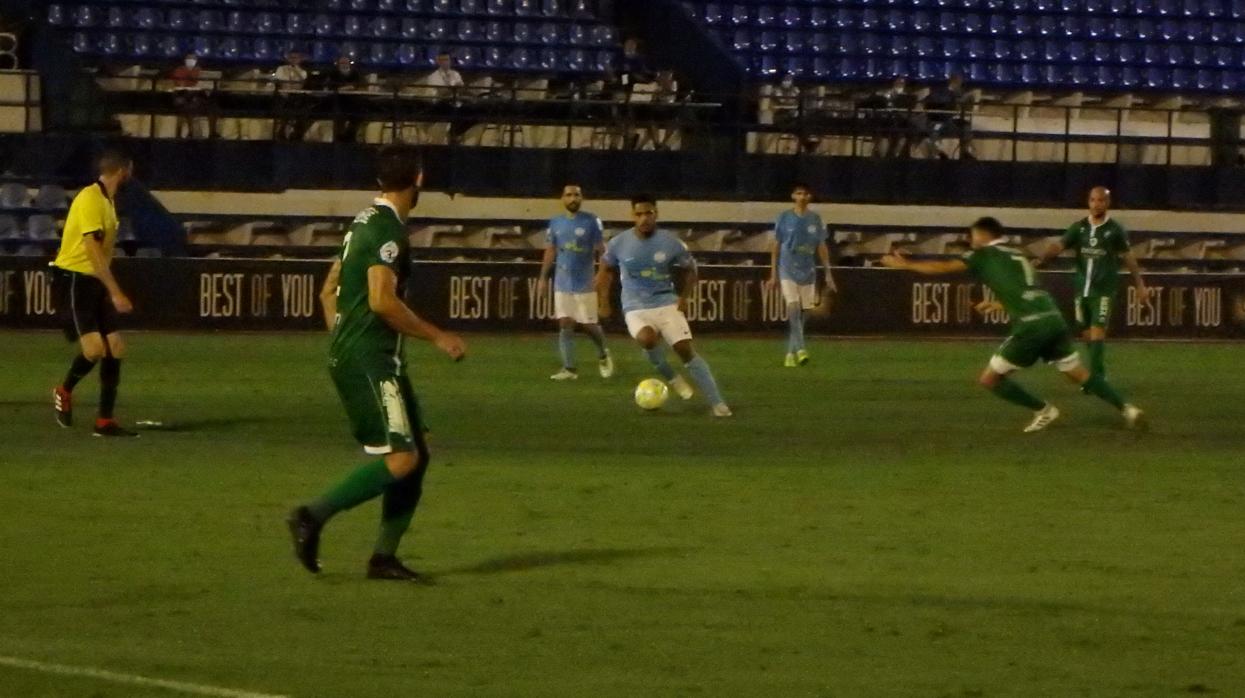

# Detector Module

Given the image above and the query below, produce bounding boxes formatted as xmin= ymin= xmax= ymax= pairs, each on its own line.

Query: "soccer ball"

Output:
xmin=634 ymin=378 xmax=670 ymax=411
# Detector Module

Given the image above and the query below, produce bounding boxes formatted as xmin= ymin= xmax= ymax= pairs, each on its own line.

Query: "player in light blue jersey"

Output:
xmin=537 ymin=184 xmax=613 ymax=380
xmin=596 ymin=194 xmax=732 ymax=417
xmin=765 ymin=183 xmax=835 ymax=367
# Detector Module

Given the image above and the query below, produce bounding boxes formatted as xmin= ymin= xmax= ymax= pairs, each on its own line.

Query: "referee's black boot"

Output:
xmin=366 ymin=554 xmax=433 ymax=584
xmin=286 ymin=506 xmax=323 ymax=574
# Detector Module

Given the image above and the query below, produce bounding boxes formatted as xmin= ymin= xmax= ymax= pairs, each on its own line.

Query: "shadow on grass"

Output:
xmin=436 ymin=547 xmax=689 ymax=578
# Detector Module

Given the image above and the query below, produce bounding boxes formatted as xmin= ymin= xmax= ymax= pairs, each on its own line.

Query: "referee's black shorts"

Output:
xmin=53 ymin=267 xmax=118 ymax=342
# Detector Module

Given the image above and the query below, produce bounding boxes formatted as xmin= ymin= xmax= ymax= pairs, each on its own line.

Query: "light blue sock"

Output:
xmin=584 ymin=324 xmax=607 ymax=358
xmin=558 ymin=328 xmax=576 ymax=370
xmin=787 ymin=303 xmax=804 ymax=353
xmin=644 ymin=347 xmax=677 ymax=381
xmin=685 ymin=355 xmax=725 ymax=407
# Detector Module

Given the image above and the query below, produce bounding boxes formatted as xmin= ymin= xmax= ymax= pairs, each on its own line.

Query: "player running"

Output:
xmin=1038 ymin=186 xmax=1146 ymax=384
xmin=765 ymin=182 xmax=836 ymax=367
xmin=881 ymin=216 xmax=1144 ymax=432
xmin=287 ymin=147 xmax=466 ymax=582
xmin=536 ymin=184 xmax=613 ymax=381
xmin=596 ymin=194 xmax=731 ymax=417
xmin=51 ymin=150 xmax=138 ymax=437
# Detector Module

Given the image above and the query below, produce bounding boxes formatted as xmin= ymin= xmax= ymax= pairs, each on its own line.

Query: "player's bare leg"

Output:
xmin=978 ymin=366 xmax=1057 ymax=432
xmin=671 ymin=339 xmax=731 ymax=417
xmin=635 ymin=326 xmax=688 ymax=397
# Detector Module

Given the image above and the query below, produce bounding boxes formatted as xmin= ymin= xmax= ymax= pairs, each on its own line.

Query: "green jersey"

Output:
xmin=329 ymin=199 xmax=409 ymax=366
xmin=963 ymin=241 xmax=1064 ymax=329
xmin=1061 ymin=217 xmax=1130 ymax=298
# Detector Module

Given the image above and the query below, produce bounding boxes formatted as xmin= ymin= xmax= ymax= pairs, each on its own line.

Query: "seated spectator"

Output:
xmin=862 ymin=76 xmax=920 ymax=159
xmin=920 ymin=74 xmax=977 ymax=160
xmin=321 ymin=56 xmax=365 ymax=142
xmin=619 ymin=38 xmax=653 ymax=89
xmin=170 ymin=53 xmax=216 ymax=139
xmin=271 ymin=50 xmax=309 ymax=141
xmin=423 ymin=52 xmax=470 ymax=144
xmin=635 ymin=69 xmax=681 ymax=151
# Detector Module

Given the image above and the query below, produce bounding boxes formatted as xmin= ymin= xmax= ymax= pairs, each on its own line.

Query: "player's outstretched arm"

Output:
xmin=1034 ymin=241 xmax=1064 ymax=267
xmin=319 ymin=258 xmax=341 ymax=331
xmin=367 ymin=265 xmax=466 ymax=360
xmin=880 ymin=250 xmax=968 ymax=276
xmin=83 ymin=235 xmax=132 ymax=313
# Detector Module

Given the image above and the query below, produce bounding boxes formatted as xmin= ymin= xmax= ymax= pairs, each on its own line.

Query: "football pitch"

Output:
xmin=1 ymin=330 xmax=1243 ymax=697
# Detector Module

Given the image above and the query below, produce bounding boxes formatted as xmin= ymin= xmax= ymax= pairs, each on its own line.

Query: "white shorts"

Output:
xmin=624 ymin=304 xmax=693 ymax=345
xmin=780 ymin=279 xmax=817 ymax=310
xmin=554 ymin=291 xmax=599 ymax=324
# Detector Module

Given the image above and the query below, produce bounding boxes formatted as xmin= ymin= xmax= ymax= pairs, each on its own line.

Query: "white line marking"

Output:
xmin=0 ymin=655 xmax=290 ymax=698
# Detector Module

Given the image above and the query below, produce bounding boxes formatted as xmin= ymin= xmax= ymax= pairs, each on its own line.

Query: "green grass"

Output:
xmin=1 ymin=330 xmax=1243 ymax=698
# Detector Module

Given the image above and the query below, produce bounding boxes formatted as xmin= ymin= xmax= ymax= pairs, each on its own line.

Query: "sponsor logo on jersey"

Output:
xmin=379 ymin=241 xmax=399 ymax=263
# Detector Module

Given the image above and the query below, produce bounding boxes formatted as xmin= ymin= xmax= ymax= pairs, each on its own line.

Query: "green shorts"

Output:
xmin=1074 ymin=295 xmax=1113 ymax=330
xmin=992 ymin=317 xmax=1080 ymax=373
xmin=329 ymin=358 xmax=427 ymax=455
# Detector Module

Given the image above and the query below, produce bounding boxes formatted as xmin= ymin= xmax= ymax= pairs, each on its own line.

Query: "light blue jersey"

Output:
xmin=775 ymin=210 xmax=827 ymax=285
xmin=546 ymin=211 xmax=604 ymax=293
xmin=602 ymin=228 xmax=695 ymax=312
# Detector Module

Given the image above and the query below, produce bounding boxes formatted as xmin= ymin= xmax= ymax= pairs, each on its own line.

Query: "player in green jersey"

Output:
xmin=287 ymin=146 xmax=467 ymax=582
xmin=1039 ymin=186 xmax=1147 ymax=383
xmin=882 ymin=216 xmax=1144 ymax=433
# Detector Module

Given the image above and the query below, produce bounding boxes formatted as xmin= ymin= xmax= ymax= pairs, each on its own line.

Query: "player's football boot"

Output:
xmin=93 ymin=419 xmax=138 ymax=437
xmin=668 ymin=375 xmax=694 ymax=400
xmin=366 ymin=554 xmax=434 ymax=584
xmin=1122 ymin=404 xmax=1146 ymax=430
xmin=711 ymin=403 xmax=734 ymax=418
xmin=1022 ymin=404 xmax=1060 ymax=433
xmin=783 ymin=353 xmax=797 ymax=368
xmin=796 ymin=349 xmax=810 ymax=366
xmin=286 ymin=506 xmax=323 ymax=574
xmin=598 ymin=350 xmax=614 ymax=378
xmin=53 ymin=386 xmax=72 ymax=428
xmin=550 ymin=368 xmax=578 ymax=381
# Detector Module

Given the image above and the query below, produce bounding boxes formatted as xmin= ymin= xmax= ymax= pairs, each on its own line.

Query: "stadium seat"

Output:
xmin=0 ymin=214 xmax=18 ymax=239
xmin=0 ymin=183 xmax=28 ymax=209
xmin=26 ymin=215 xmax=58 ymax=241
xmin=401 ymin=17 xmax=421 ymax=38
xmin=47 ymin=4 xmax=66 ymax=26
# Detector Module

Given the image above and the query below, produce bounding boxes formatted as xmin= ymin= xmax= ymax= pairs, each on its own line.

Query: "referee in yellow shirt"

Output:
xmin=51 ymin=150 xmax=137 ymax=437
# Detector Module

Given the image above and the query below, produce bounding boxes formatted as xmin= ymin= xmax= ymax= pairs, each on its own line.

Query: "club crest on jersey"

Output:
xmin=807 ymin=224 xmax=817 ymax=234
xmin=574 ymin=227 xmax=585 ymax=237
xmin=379 ymin=241 xmax=399 ymax=263
xmin=653 ymin=251 xmax=668 ymax=263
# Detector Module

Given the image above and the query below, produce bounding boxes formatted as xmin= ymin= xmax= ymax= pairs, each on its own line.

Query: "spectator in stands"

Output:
xmin=322 ymin=56 xmax=365 ymax=143
xmin=272 ymin=50 xmax=310 ymax=142
xmin=920 ymin=74 xmax=977 ymax=160
xmin=864 ymin=76 xmax=919 ymax=158
xmin=635 ymin=70 xmax=683 ymax=151
xmin=170 ymin=53 xmax=216 ymax=139
xmin=424 ymin=51 xmax=469 ymax=144
xmin=619 ymin=38 xmax=652 ymax=88
xmin=771 ymin=73 xmax=819 ymax=154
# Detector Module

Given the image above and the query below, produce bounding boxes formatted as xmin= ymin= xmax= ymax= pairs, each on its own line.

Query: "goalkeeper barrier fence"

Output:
xmin=1 ymin=257 xmax=1243 ymax=340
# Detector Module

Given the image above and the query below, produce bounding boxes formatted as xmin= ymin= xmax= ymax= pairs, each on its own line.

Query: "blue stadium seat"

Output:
xmin=457 ymin=20 xmax=481 ymax=40
xmin=781 ymin=6 xmax=801 ymax=27
xmin=1144 ymin=43 xmax=1163 ymax=63
xmin=1118 ymin=42 xmax=1139 ymax=63
xmin=887 ymin=9 xmax=909 ymax=30
xmin=834 ymin=8 xmax=856 ymax=29
xmin=990 ymin=38 xmax=1010 ymax=59
xmin=1011 ymin=14 xmax=1033 ymax=35
xmin=316 ymin=13 xmax=341 ymax=36
xmin=888 ymin=34 xmax=909 ymax=56
xmin=129 ymin=32 xmax=153 ymax=57
xmin=104 ymin=7 xmax=125 ymax=29
xmin=217 ymin=37 xmax=240 ymax=61
xmin=1214 ymin=45 xmax=1237 ymax=65
xmin=487 ymin=0 xmax=509 ymax=14
xmin=1136 ymin=18 xmax=1155 ymax=38
xmin=1086 ymin=16 xmax=1109 ymax=37
xmin=569 ymin=0 xmax=593 ymax=19
xmin=311 ymin=40 xmax=335 ymax=63
xmin=461 ymin=0 xmax=483 ymax=14
xmin=376 ymin=0 xmax=398 ymax=11
xmin=1121 ymin=65 xmax=1142 ymax=87
xmin=256 ymin=13 xmax=278 ymax=34
xmin=536 ymin=47 xmax=557 ymax=70
xmin=1167 ymin=44 xmax=1189 ymax=64
xmin=454 ymin=46 xmax=479 ymax=68
xmin=72 ymin=5 xmax=98 ymax=28
xmin=97 ymin=32 xmax=120 ymax=56
xmin=166 ymin=8 xmax=187 ymax=31
xmin=758 ymin=31 xmax=778 ymax=51
xmin=729 ymin=4 xmax=749 ymax=26
xmin=808 ymin=6 xmax=828 ymax=28
xmin=540 ymin=0 xmax=561 ymax=18
xmin=1017 ymin=38 xmax=1037 ymax=59
xmin=514 ymin=0 xmax=536 ymax=16
xmin=591 ymin=25 xmax=615 ymax=46
xmin=940 ymin=35 xmax=960 ymax=57
xmin=563 ymin=48 xmax=586 ymax=71
xmin=965 ymin=37 xmax=987 ymax=58
xmin=250 ymin=38 xmax=275 ymax=62
xmin=426 ymin=18 xmax=448 ymax=39
xmin=1160 ymin=18 xmax=1181 ymax=39
xmin=157 ymin=34 xmax=183 ymax=58
xmin=537 ymin=21 xmax=560 ymax=43
xmin=1203 ymin=0 xmax=1224 ymax=17
xmin=990 ymin=62 xmax=1015 ymax=82
xmin=1111 ymin=17 xmax=1134 ymax=38
xmin=509 ymin=46 xmax=532 ymax=69
xmin=47 ymin=4 xmax=66 ymax=26
xmin=431 ymin=0 xmax=453 ymax=15
xmin=808 ymin=32 xmax=829 ymax=53
xmin=811 ymin=56 xmax=832 ymax=79
xmin=962 ymin=13 xmax=984 ymax=32
xmin=756 ymin=5 xmax=777 ymax=26
xmin=349 ymin=0 xmax=373 ymax=11
xmin=787 ymin=31 xmax=807 ymax=53
xmin=596 ymin=49 xmax=615 ymax=71
xmin=1184 ymin=19 xmax=1210 ymax=39
xmin=1019 ymin=62 xmax=1042 ymax=84
xmin=566 ymin=24 xmax=586 ymax=45
xmin=861 ymin=32 xmax=882 ymax=55
xmin=912 ymin=11 xmax=933 ymax=32
xmin=482 ymin=45 xmax=504 ymax=67
xmin=369 ymin=16 xmax=395 ymax=38
xmin=401 ymin=18 xmax=421 ymax=39
xmin=733 ymin=28 xmax=751 ymax=51
xmin=397 ymin=43 xmax=422 ymax=65
xmin=1092 ymin=40 xmax=1115 ymax=62
xmin=784 ymin=55 xmax=805 ymax=77
xmin=938 ymin=11 xmax=956 ymax=31
xmin=756 ymin=54 xmax=779 ymax=76
xmin=343 ymin=15 xmax=364 ymax=36
xmin=988 ymin=13 xmax=1008 ymax=34
xmin=860 ymin=8 xmax=880 ymax=29
xmin=916 ymin=36 xmax=937 ymax=57
xmin=513 ymin=21 xmax=532 ymax=42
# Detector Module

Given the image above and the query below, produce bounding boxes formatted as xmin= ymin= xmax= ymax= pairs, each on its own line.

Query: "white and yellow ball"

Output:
xmin=633 ymin=378 xmax=670 ymax=411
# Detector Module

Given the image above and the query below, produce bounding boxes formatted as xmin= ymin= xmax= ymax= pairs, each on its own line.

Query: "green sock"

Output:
xmin=308 ymin=459 xmax=396 ymax=523
xmin=1087 ymin=340 xmax=1106 ymax=377
xmin=374 ymin=470 xmax=425 ymax=557
xmin=990 ymin=377 xmax=1046 ymax=411
xmin=1082 ymin=374 xmax=1125 ymax=410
